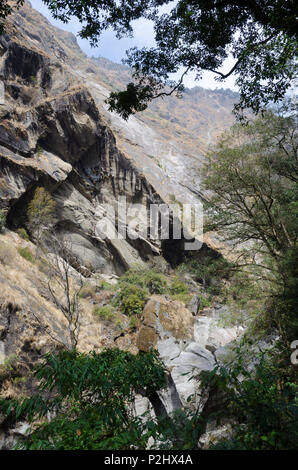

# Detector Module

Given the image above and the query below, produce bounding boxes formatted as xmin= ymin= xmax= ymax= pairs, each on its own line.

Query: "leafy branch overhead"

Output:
xmin=0 ymin=349 xmax=168 ymax=450
xmin=33 ymin=0 xmax=298 ymax=119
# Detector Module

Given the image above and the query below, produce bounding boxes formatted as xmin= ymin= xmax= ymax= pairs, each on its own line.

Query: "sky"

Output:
xmin=29 ymin=0 xmax=237 ymax=91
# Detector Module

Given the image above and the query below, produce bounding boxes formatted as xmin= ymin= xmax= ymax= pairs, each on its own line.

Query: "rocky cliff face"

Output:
xmin=0 ymin=2 xmax=243 ymax=449
xmin=0 ymin=6 xmax=166 ymax=274
xmin=0 ymin=1 xmax=237 ymax=274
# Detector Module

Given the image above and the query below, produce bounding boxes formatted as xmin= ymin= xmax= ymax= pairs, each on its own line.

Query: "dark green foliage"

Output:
xmin=142 ymin=270 xmax=167 ymax=295
xmin=149 ymin=408 xmax=203 ymax=450
xmin=114 ymin=283 xmax=148 ymax=316
xmin=199 ymin=346 xmax=298 ymax=450
xmin=129 ymin=315 xmax=137 ymax=330
xmin=120 ymin=292 xmax=145 ymax=316
xmin=169 ymin=278 xmax=191 ymax=304
xmin=170 ymin=278 xmax=189 ymax=295
xmin=0 ymin=349 xmax=167 ymax=450
xmin=113 ymin=268 xmax=169 ymax=315
xmin=179 ymin=255 xmax=232 ymax=293
xmin=115 ymin=268 xmax=193 ymax=312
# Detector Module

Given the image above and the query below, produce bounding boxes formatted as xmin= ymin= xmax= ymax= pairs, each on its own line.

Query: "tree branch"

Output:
xmin=205 ymin=34 xmax=275 ymax=79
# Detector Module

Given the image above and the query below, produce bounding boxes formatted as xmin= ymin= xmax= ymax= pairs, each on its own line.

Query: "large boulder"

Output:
xmin=136 ymin=295 xmax=194 ymax=353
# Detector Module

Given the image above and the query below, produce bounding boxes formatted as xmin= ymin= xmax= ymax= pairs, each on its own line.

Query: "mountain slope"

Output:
xmin=7 ymin=1 xmax=237 ymax=204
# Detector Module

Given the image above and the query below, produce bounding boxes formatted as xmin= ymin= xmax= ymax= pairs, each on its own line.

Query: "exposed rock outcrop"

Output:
xmin=0 ymin=16 xmax=165 ymax=274
xmin=0 ymin=1 xmax=237 ymax=275
xmin=134 ymin=296 xmax=242 ymax=411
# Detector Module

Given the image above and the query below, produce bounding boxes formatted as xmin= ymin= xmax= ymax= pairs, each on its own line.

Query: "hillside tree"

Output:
xmin=202 ymin=103 xmax=298 ymax=340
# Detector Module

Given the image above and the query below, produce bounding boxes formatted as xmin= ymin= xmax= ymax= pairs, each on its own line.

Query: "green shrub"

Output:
xmin=93 ymin=305 xmax=116 ymax=321
xmin=121 ymin=294 xmax=145 ymax=316
xmin=170 ymin=278 xmax=190 ymax=304
xmin=200 ymin=346 xmax=298 ymax=450
xmin=170 ymin=278 xmax=189 ymax=294
xmin=114 ymin=282 xmax=148 ymax=316
xmin=170 ymin=277 xmax=191 ymax=304
xmin=0 ymin=349 xmax=167 ymax=450
xmin=118 ymin=268 xmax=167 ymax=294
xmin=143 ymin=270 xmax=167 ymax=294
xmin=118 ymin=269 xmax=145 ymax=288
xmin=129 ymin=316 xmax=137 ymax=330
xmin=99 ymin=280 xmax=115 ymax=291
xmin=117 ymin=283 xmax=148 ymax=301
xmin=18 ymin=247 xmax=35 ymax=264
xmin=199 ymin=295 xmax=212 ymax=310
xmin=16 ymin=228 xmax=30 ymax=241
xmin=171 ymin=292 xmax=192 ymax=304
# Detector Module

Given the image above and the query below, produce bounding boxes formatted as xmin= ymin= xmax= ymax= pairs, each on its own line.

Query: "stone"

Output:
xmin=136 ymin=326 xmax=158 ymax=352
xmin=142 ymin=295 xmax=194 ymax=341
xmin=187 ymin=294 xmax=200 ymax=316
xmin=198 ymin=422 xmax=235 ymax=449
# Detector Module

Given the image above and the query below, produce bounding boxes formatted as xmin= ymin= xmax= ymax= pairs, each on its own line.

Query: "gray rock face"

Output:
xmin=194 ymin=306 xmax=244 ymax=352
xmin=0 ymin=1 xmax=237 ymax=276
xmin=154 ymin=306 xmax=243 ymax=409
xmin=187 ymin=294 xmax=201 ymax=316
xmin=0 ymin=21 xmax=164 ymax=275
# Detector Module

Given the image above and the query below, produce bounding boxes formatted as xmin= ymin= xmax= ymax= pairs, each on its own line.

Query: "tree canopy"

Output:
xmin=1 ymin=2 xmax=296 ymax=119
xmin=202 ymin=103 xmax=298 ymax=340
xmin=0 ymin=349 xmax=168 ymax=450
xmin=36 ymin=0 xmax=298 ymax=119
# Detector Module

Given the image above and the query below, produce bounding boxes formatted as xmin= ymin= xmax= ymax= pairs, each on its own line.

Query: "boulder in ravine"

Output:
xmin=137 ymin=295 xmax=194 ymax=353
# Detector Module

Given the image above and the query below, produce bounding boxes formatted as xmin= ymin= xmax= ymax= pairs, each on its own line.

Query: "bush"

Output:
xmin=18 ymin=247 xmax=35 ymax=264
xmin=118 ymin=268 xmax=167 ymax=294
xmin=93 ymin=305 xmax=116 ymax=321
xmin=98 ymin=280 xmax=114 ymax=291
xmin=121 ymin=294 xmax=145 ymax=316
xmin=169 ymin=278 xmax=191 ymax=304
xmin=16 ymin=228 xmax=30 ymax=241
xmin=199 ymin=346 xmax=298 ymax=450
xmin=142 ymin=271 xmax=167 ymax=294
xmin=0 ymin=349 xmax=167 ymax=450
xmin=129 ymin=315 xmax=137 ymax=330
xmin=198 ymin=295 xmax=212 ymax=311
xmin=171 ymin=292 xmax=192 ymax=304
xmin=114 ymin=282 xmax=148 ymax=316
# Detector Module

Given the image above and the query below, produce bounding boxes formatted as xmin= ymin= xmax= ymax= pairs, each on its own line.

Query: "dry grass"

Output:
xmin=0 ymin=241 xmax=16 ymax=266
xmin=0 ymin=232 xmax=106 ymax=353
